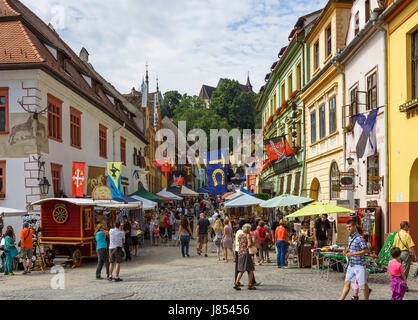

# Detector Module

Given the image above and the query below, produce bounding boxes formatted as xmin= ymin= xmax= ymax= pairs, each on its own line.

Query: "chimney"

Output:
xmin=79 ymin=47 xmax=89 ymax=63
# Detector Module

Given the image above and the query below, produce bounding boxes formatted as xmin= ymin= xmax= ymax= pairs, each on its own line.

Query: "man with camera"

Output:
xmin=19 ymin=222 xmax=37 ymax=274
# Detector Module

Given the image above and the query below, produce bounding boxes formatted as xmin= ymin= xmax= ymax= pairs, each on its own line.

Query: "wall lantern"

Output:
xmin=346 ymin=157 xmax=355 ymax=166
xmin=39 ymin=176 xmax=51 ymax=196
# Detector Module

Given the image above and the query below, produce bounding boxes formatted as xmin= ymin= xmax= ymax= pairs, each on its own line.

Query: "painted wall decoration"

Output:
xmin=0 ymin=113 xmax=48 ymax=157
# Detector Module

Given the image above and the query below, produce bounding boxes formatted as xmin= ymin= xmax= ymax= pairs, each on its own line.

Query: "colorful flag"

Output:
xmin=153 ymin=158 xmax=172 ymax=181
xmin=71 ymin=162 xmax=86 ymax=197
xmin=107 ymin=162 xmax=122 ymax=199
xmin=264 ymin=136 xmax=295 ymax=163
xmin=353 ymin=108 xmax=379 ymax=159
xmin=206 ymin=150 xmax=228 ymax=194
xmin=171 ymin=175 xmax=184 ymax=187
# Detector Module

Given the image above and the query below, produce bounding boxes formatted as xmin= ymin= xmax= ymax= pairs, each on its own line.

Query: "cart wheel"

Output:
xmin=43 ymin=248 xmax=55 ymax=268
xmin=72 ymin=249 xmax=82 ymax=268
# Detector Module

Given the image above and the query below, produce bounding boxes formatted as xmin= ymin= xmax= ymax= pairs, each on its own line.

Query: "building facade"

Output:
xmin=300 ymin=0 xmax=352 ymax=203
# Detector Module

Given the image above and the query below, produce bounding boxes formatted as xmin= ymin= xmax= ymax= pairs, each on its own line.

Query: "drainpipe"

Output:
xmin=373 ymin=15 xmax=389 ymax=235
xmin=113 ymin=122 xmax=126 ymax=161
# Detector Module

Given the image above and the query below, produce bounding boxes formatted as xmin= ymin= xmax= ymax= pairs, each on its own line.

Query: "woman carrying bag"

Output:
xmin=4 ymin=226 xmax=19 ymax=276
xmin=234 ymin=224 xmax=257 ymax=291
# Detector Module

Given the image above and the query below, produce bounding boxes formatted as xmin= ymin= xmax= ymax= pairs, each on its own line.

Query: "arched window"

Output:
xmin=330 ymin=161 xmax=340 ymax=200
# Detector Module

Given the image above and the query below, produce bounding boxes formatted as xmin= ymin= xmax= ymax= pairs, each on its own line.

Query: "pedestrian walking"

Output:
xmin=122 ymin=216 xmax=132 ymax=261
xmin=95 ymin=224 xmax=110 ymax=280
xmin=234 ymin=221 xmax=258 ymax=287
xmin=162 ymin=212 xmax=171 ymax=244
xmin=258 ymin=220 xmax=270 ymax=264
xmin=222 ymin=217 xmax=234 ymax=263
xmin=339 ymin=219 xmax=371 ymax=300
xmin=234 ymin=224 xmax=256 ymax=291
xmin=173 ymin=213 xmax=181 ymax=244
xmin=3 ymin=226 xmax=18 ymax=276
xmin=393 ymin=221 xmax=416 ymax=290
xmin=196 ymin=212 xmax=210 ymax=257
xmin=194 ymin=200 xmax=200 ymax=219
xmin=388 ymin=247 xmax=407 ymax=300
xmin=130 ymin=216 xmax=139 ymax=256
xmin=19 ymin=222 xmax=36 ymax=274
xmin=169 ymin=210 xmax=176 ymax=242
xmin=250 ymin=224 xmax=261 ymax=265
xmin=109 ymin=221 xmax=125 ymax=282
xmin=275 ymin=219 xmax=288 ymax=268
xmin=177 ymin=216 xmax=193 ymax=257
xmin=214 ymin=215 xmax=223 ymax=261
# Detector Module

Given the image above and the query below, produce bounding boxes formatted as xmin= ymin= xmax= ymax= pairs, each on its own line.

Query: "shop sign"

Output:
xmin=340 ymin=172 xmax=355 ymax=191
xmin=367 ymin=200 xmax=378 ymax=207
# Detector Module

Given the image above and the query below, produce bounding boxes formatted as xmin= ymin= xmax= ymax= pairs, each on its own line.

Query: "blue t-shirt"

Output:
xmin=96 ymin=231 xmax=108 ymax=250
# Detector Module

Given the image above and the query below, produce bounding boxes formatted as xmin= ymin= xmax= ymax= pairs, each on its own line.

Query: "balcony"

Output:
xmin=399 ymin=98 xmax=418 ymax=113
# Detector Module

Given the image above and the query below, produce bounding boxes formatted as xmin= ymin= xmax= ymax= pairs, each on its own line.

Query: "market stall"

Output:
xmin=157 ymin=188 xmax=183 ymax=201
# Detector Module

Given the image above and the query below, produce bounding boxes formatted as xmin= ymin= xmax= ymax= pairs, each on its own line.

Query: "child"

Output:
xmin=152 ymin=224 xmax=160 ymax=246
xmin=388 ymin=247 xmax=407 ymax=300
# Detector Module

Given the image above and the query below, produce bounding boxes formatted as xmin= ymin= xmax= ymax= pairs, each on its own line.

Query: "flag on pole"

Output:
xmin=264 ymin=136 xmax=295 ymax=163
xmin=71 ymin=162 xmax=86 ymax=197
xmin=107 ymin=162 xmax=123 ymax=199
xmin=353 ymin=108 xmax=379 ymax=159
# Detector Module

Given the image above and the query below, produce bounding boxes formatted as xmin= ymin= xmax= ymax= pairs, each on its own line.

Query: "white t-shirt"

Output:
xmin=109 ymin=227 xmax=125 ymax=249
xmin=131 ymin=221 xmax=139 ymax=237
xmin=184 ymin=208 xmax=188 ymax=215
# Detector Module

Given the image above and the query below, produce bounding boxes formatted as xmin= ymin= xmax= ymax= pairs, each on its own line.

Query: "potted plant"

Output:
xmin=344 ymin=123 xmax=354 ymax=134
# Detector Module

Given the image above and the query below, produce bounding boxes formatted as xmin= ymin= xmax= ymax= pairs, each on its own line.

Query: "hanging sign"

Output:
xmin=339 ymin=172 xmax=355 ymax=191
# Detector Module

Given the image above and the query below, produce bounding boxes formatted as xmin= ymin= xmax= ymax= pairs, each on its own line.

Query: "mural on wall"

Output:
xmin=0 ymin=113 xmax=48 ymax=157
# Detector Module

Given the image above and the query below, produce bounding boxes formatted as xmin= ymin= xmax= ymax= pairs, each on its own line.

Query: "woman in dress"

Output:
xmin=222 ymin=217 xmax=234 ymax=263
xmin=4 ymin=226 xmax=18 ymax=276
xmin=213 ymin=216 xmax=224 ymax=261
xmin=234 ymin=224 xmax=256 ymax=290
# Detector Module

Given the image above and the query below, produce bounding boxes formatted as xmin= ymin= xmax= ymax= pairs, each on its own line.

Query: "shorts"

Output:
xmin=131 ymin=236 xmax=138 ymax=245
xmin=215 ymin=238 xmax=222 ymax=247
xmin=109 ymin=247 xmax=123 ymax=264
xmin=345 ymin=265 xmax=367 ymax=287
xmin=21 ymin=247 xmax=33 ymax=260
xmin=198 ymin=234 xmax=208 ymax=245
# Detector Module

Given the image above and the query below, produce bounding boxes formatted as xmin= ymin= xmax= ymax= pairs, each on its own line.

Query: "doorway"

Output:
xmin=309 ymin=178 xmax=320 ymax=201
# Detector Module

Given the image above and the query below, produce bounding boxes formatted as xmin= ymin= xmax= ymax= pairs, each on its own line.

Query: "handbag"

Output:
xmin=249 ymin=246 xmax=258 ymax=255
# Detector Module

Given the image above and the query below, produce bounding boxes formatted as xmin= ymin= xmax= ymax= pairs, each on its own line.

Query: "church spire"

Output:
xmin=246 ymin=72 xmax=252 ymax=91
xmin=145 ymin=63 xmax=149 ymax=87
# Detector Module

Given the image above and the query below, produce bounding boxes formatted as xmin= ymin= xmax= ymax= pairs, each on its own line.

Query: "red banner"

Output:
xmin=71 ymin=162 xmax=86 ymax=197
xmin=153 ymin=158 xmax=172 ymax=181
xmin=264 ymin=136 xmax=295 ymax=162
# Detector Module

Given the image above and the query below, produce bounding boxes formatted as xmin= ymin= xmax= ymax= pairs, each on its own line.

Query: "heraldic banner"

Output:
xmin=206 ymin=149 xmax=228 ymax=195
xmin=71 ymin=162 xmax=86 ymax=197
xmin=264 ymin=135 xmax=295 ymax=163
xmin=107 ymin=162 xmax=123 ymax=199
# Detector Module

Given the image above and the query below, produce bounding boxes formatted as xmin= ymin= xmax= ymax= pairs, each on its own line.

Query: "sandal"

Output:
xmin=351 ymin=296 xmax=359 ymax=300
xmin=233 ymin=284 xmax=241 ymax=290
xmin=248 ymin=286 xmax=256 ymax=290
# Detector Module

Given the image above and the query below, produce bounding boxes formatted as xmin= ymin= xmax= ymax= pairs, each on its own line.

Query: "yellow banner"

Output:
xmin=107 ymin=162 xmax=122 ymax=188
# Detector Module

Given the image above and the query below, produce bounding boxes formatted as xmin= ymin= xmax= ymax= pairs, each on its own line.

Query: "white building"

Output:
xmin=0 ymin=0 xmax=148 ymax=232
xmin=338 ymin=0 xmax=387 ymax=231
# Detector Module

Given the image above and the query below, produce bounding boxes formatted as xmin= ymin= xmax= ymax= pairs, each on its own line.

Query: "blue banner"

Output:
xmin=206 ymin=150 xmax=228 ymax=195
xmin=108 ymin=175 xmax=123 ymax=199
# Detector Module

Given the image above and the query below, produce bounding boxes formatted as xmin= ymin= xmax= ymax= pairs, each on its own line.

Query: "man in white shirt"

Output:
xmin=130 ymin=216 xmax=139 ymax=256
xmin=109 ymin=221 xmax=125 ymax=282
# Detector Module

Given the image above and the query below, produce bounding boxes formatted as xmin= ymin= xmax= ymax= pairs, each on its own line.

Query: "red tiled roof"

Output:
xmin=0 ymin=0 xmax=146 ymax=141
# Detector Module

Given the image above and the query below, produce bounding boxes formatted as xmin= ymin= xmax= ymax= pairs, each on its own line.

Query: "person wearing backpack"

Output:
xmin=258 ymin=221 xmax=270 ymax=263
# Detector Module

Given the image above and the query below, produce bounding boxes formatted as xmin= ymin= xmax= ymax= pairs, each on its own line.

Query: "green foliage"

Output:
xmin=256 ymin=193 xmax=270 ymax=201
xmin=161 ymin=90 xmax=182 ymax=119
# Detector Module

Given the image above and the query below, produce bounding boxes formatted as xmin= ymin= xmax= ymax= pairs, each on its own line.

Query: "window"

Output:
xmin=281 ymin=82 xmax=286 ymax=104
xmin=326 ymin=25 xmax=332 ymax=57
xmin=279 ymin=176 xmax=285 ymax=195
xmin=99 ymin=124 xmax=107 ymax=158
xmin=310 ymin=111 xmax=316 ymax=144
xmin=120 ymin=137 xmax=126 ymax=166
xmin=412 ymin=31 xmax=418 ymax=99
xmin=314 ymin=41 xmax=319 ymax=70
xmin=0 ymin=87 xmax=9 ymax=134
xmin=349 ymin=86 xmax=359 ymax=123
xmin=286 ymin=174 xmax=293 ymax=194
xmin=330 ymin=161 xmax=340 ymax=200
xmin=70 ymin=107 xmax=82 ymax=149
xmin=296 ymin=63 xmax=301 ymax=91
xmin=296 ymin=121 xmax=301 ymax=147
xmin=84 ymin=208 xmax=92 ymax=230
xmin=288 ymin=73 xmax=293 ymax=98
xmin=319 ymin=104 xmax=326 ymax=139
xmin=293 ymin=172 xmax=301 ymax=195
xmin=329 ymin=96 xmax=337 ymax=134
xmin=51 ymin=163 xmax=62 ymax=196
xmin=354 ymin=12 xmax=360 ymax=36
xmin=367 ymin=153 xmax=380 ymax=195
xmin=0 ymin=160 xmax=5 ymax=199
xmin=273 ymin=93 xmax=277 ymax=110
xmin=365 ymin=0 xmax=370 ymax=22
xmin=47 ymin=94 xmax=63 ymax=142
xmin=288 ymin=125 xmax=292 ymax=147
xmin=367 ymin=72 xmax=377 ymax=110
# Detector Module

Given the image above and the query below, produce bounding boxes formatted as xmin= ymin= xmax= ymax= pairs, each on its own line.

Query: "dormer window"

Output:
xmin=82 ymin=74 xmax=92 ymax=87
xmin=44 ymin=43 xmax=57 ymax=60
xmin=106 ymin=94 xmax=115 ymax=105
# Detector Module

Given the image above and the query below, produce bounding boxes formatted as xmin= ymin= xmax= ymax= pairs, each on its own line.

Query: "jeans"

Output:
xmin=168 ymin=226 xmax=173 ymax=240
xmin=96 ymin=248 xmax=109 ymax=278
xmin=180 ymin=235 xmax=190 ymax=257
xmin=260 ymin=241 xmax=269 ymax=261
xmin=4 ymin=252 xmax=12 ymax=273
xmin=124 ymin=238 xmax=131 ymax=261
xmin=276 ymin=240 xmax=288 ymax=267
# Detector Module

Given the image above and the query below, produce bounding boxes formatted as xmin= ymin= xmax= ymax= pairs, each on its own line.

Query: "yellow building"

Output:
xmin=300 ymin=0 xmax=352 ymax=202
xmin=385 ymin=0 xmax=418 ymax=253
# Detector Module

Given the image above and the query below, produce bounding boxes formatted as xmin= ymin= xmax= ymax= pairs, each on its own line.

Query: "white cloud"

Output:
xmin=21 ymin=0 xmax=328 ymax=96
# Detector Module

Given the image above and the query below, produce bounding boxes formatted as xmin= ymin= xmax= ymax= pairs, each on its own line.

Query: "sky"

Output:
xmin=22 ymin=0 xmax=328 ymax=97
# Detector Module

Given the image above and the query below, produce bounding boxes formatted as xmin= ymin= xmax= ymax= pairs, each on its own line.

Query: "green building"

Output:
xmin=257 ymin=10 xmax=321 ymax=197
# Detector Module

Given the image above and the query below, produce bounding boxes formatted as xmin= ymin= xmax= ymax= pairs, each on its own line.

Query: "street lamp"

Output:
xmin=39 ymin=176 xmax=51 ymax=196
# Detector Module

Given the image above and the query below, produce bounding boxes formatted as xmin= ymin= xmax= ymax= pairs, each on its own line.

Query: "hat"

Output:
xmin=23 ymin=222 xmax=29 ymax=227
xmin=328 ymin=216 xmax=335 ymax=223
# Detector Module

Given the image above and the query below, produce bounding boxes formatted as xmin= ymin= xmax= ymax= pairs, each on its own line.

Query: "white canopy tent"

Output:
xmin=157 ymin=189 xmax=183 ymax=200
xmin=224 ymin=194 xmax=265 ymax=208
xmin=0 ymin=206 xmax=27 ymax=217
xmin=30 ymin=198 xmax=142 ymax=209
xmin=131 ymin=195 xmax=158 ymax=210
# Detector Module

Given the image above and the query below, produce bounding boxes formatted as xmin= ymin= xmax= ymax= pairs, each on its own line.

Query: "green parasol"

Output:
xmin=285 ymin=201 xmax=354 ymax=218
xmin=260 ymin=194 xmax=314 ymax=208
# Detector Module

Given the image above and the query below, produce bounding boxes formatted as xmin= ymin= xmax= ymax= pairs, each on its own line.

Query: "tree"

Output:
xmin=161 ymin=90 xmax=182 ymax=119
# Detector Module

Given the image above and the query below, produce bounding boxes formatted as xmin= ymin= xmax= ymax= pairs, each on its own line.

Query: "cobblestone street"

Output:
xmin=0 ymin=238 xmax=417 ymax=300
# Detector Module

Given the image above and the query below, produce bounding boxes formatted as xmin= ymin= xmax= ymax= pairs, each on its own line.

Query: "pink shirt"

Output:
xmin=250 ymin=230 xmax=260 ymax=249
xmin=388 ymin=259 xmax=404 ymax=277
